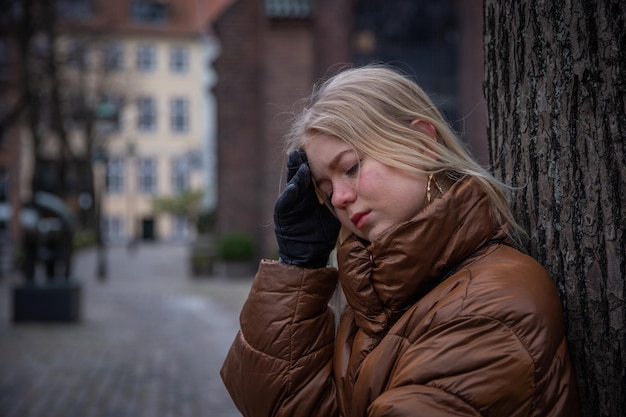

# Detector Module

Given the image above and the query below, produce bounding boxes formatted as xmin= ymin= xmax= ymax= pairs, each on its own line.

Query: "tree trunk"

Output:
xmin=484 ymin=1 xmax=625 ymax=416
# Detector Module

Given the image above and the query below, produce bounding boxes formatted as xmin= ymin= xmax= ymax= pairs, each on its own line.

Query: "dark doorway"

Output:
xmin=141 ymin=218 xmax=155 ymax=240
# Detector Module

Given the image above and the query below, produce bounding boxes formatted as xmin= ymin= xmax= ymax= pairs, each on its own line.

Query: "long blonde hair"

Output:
xmin=285 ymin=64 xmax=525 ymax=245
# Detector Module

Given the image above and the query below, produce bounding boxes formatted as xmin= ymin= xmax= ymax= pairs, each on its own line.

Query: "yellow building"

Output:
xmin=98 ymin=32 xmax=219 ymax=243
xmin=16 ymin=0 xmax=225 ymax=245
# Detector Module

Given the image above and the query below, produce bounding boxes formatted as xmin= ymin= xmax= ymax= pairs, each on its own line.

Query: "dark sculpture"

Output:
xmin=20 ymin=192 xmax=75 ymax=283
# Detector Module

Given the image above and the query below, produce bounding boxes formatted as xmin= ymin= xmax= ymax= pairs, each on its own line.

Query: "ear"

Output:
xmin=410 ymin=119 xmax=439 ymax=162
xmin=410 ymin=119 xmax=437 ymax=140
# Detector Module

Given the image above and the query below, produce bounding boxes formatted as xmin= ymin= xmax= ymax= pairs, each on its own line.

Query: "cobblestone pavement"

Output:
xmin=0 ymin=243 xmax=254 ymax=417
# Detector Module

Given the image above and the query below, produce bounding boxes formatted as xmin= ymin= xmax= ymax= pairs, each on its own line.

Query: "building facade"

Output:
xmin=95 ymin=31 xmax=218 ymax=243
xmin=71 ymin=0 xmax=224 ymax=244
xmin=2 ymin=0 xmax=231 ymax=252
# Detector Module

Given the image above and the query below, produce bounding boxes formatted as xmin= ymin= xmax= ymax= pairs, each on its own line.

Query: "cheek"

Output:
xmin=396 ymin=180 xmax=428 ymax=218
xmin=369 ymin=169 xmax=427 ymax=217
xmin=357 ymin=167 xmax=387 ymax=199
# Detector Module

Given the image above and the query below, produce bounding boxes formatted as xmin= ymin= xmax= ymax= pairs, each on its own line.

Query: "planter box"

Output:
xmin=214 ymin=261 xmax=256 ymax=279
xmin=13 ymin=280 xmax=81 ymax=323
xmin=189 ymin=235 xmax=216 ymax=277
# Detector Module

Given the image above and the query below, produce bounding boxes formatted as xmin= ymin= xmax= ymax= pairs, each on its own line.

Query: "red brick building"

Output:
xmin=213 ymin=0 xmax=485 ymax=259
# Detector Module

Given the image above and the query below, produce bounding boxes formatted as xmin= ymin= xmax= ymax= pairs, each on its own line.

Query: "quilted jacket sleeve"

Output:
xmin=220 ymin=260 xmax=339 ymax=417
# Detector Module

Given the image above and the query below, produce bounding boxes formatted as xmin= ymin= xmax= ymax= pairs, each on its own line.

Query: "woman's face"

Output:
xmin=304 ymin=134 xmax=428 ymax=242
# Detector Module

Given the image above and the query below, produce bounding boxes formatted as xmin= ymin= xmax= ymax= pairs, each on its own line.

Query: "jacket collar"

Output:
xmin=337 ymin=177 xmax=506 ymax=335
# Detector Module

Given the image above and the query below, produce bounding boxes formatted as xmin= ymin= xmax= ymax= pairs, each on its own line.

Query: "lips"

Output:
xmin=350 ymin=211 xmax=369 ymax=229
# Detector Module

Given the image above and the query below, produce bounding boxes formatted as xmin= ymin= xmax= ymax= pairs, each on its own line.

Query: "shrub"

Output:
xmin=196 ymin=210 xmax=216 ymax=234
xmin=73 ymin=230 xmax=97 ymax=250
xmin=216 ymin=233 xmax=255 ymax=262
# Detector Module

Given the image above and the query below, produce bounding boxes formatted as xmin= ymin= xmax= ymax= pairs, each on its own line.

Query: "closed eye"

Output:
xmin=344 ymin=161 xmax=360 ymax=177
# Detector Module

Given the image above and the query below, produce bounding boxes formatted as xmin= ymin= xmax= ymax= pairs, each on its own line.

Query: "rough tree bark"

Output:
xmin=484 ymin=1 xmax=625 ymax=416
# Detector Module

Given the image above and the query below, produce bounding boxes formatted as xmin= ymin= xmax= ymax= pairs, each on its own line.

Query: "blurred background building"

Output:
xmin=54 ymin=0 xmax=227 ymax=245
xmin=0 ymin=0 xmax=485 ymax=272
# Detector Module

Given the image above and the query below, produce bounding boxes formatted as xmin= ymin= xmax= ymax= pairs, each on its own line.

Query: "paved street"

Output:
xmin=0 ymin=243 xmax=253 ymax=417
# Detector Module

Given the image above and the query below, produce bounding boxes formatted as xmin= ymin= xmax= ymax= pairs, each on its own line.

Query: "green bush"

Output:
xmin=216 ymin=233 xmax=255 ymax=261
xmin=196 ymin=210 xmax=216 ymax=234
xmin=73 ymin=230 xmax=97 ymax=250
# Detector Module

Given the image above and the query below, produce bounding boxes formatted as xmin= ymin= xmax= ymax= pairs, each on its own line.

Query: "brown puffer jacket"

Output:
xmin=220 ymin=179 xmax=580 ymax=417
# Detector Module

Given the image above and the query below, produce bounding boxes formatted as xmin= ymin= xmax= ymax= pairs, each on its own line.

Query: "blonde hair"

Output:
xmin=285 ymin=64 xmax=525 ymax=245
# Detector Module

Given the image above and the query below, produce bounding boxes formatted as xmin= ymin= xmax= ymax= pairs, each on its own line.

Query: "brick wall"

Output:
xmin=313 ymin=0 xmax=354 ymax=80
xmin=214 ymin=0 xmax=353 ymax=259
xmin=213 ymin=0 xmax=264 ymax=247
xmin=260 ymin=20 xmax=315 ymax=255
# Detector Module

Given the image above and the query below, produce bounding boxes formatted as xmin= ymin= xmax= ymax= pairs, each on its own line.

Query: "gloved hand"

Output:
xmin=274 ymin=149 xmax=341 ymax=268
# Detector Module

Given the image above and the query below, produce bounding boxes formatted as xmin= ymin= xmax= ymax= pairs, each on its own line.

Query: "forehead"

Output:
xmin=304 ymin=133 xmax=346 ymax=152
xmin=304 ymin=135 xmax=356 ymax=171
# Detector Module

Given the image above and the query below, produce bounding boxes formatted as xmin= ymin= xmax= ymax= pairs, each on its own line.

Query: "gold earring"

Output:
xmin=427 ymin=174 xmax=444 ymax=203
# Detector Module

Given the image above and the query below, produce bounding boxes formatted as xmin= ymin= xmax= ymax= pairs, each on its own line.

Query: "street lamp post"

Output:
xmin=126 ymin=141 xmax=137 ymax=254
xmin=93 ymin=147 xmax=108 ymax=281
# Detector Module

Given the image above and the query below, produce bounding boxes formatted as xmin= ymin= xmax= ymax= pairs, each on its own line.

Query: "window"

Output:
xmin=170 ymin=46 xmax=188 ymax=73
xmin=0 ymin=103 xmax=7 ymax=146
xmin=102 ymin=216 xmax=124 ymax=244
xmin=0 ymin=168 xmax=8 ymax=202
xmin=0 ymin=39 xmax=8 ymax=80
xmin=97 ymin=95 xmax=124 ymax=133
xmin=66 ymin=95 xmax=88 ymax=130
xmin=136 ymin=44 xmax=156 ymax=72
xmin=103 ymin=42 xmax=124 ymax=71
xmin=170 ymin=98 xmax=189 ymax=133
xmin=265 ymin=0 xmax=312 ymax=19
xmin=171 ymin=158 xmax=188 ymax=193
xmin=138 ymin=158 xmax=157 ymax=194
xmin=0 ymin=2 xmax=22 ymax=27
xmin=172 ymin=215 xmax=188 ymax=240
xmin=66 ymin=40 xmax=87 ymax=69
xmin=106 ymin=158 xmax=124 ymax=194
xmin=130 ymin=1 xmax=168 ymax=24
xmin=56 ymin=0 xmax=91 ymax=21
xmin=137 ymin=97 xmax=156 ymax=132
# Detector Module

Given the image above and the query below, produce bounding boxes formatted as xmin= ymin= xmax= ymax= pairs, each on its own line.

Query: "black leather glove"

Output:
xmin=274 ymin=149 xmax=341 ymax=268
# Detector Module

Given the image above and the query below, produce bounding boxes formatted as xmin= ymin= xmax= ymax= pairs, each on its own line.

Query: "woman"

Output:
xmin=220 ymin=65 xmax=580 ymax=417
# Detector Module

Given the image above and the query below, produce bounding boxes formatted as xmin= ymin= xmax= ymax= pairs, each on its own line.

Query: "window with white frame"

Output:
xmin=97 ymin=95 xmax=124 ymax=133
xmin=102 ymin=215 xmax=124 ymax=244
xmin=136 ymin=44 xmax=156 ymax=72
xmin=103 ymin=42 xmax=124 ymax=71
xmin=66 ymin=40 xmax=87 ymax=69
xmin=172 ymin=215 xmax=188 ymax=240
xmin=171 ymin=157 xmax=188 ymax=193
xmin=106 ymin=157 xmax=124 ymax=193
xmin=170 ymin=46 xmax=189 ymax=73
xmin=170 ymin=98 xmax=189 ymax=133
xmin=137 ymin=97 xmax=156 ymax=132
xmin=139 ymin=157 xmax=157 ymax=194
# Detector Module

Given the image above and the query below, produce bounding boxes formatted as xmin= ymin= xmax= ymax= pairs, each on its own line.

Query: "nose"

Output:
xmin=330 ymin=179 xmax=356 ymax=209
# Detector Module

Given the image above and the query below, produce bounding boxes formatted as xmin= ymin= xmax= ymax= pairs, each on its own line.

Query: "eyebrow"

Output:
xmin=328 ymin=149 xmax=354 ymax=170
xmin=310 ymin=147 xmax=356 ymax=186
